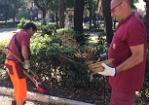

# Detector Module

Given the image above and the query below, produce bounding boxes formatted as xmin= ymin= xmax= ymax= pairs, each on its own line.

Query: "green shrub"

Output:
xmin=0 ymin=40 xmax=7 ymax=68
xmin=74 ymin=31 xmax=89 ymax=46
xmin=0 ymin=51 xmax=5 ymax=68
xmin=56 ymin=28 xmax=89 ymax=46
xmin=17 ymin=18 xmax=29 ymax=28
xmin=30 ymin=33 xmax=93 ymax=89
xmin=96 ymin=35 xmax=107 ymax=56
xmin=36 ymin=23 xmax=57 ymax=35
xmin=0 ymin=22 xmax=19 ymax=28
xmin=56 ymin=28 xmax=74 ymax=34
xmin=29 ymin=30 xmax=106 ymax=89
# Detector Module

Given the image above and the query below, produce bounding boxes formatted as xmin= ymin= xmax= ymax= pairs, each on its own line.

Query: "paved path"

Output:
xmin=0 ymin=28 xmax=20 ymax=41
xmin=0 ymin=95 xmax=38 ymax=105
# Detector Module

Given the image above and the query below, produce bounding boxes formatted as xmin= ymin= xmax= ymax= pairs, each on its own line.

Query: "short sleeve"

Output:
xmin=127 ymin=21 xmax=146 ymax=46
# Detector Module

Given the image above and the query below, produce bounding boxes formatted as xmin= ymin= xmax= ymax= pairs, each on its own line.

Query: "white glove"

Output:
xmin=23 ymin=60 xmax=30 ymax=70
xmin=98 ymin=63 xmax=116 ymax=76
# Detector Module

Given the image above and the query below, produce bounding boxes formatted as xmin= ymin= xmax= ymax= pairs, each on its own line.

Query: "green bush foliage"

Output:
xmin=96 ymin=35 xmax=107 ymax=55
xmin=74 ymin=31 xmax=89 ymax=46
xmin=0 ymin=40 xmax=8 ymax=68
xmin=0 ymin=22 xmax=19 ymax=28
xmin=0 ymin=51 xmax=5 ymax=68
xmin=37 ymin=23 xmax=57 ymax=35
xmin=56 ymin=28 xmax=89 ymax=46
xmin=30 ymin=32 xmax=92 ymax=89
xmin=17 ymin=18 xmax=32 ymax=28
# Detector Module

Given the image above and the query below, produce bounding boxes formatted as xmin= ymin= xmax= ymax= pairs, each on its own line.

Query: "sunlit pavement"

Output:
xmin=0 ymin=28 xmax=20 ymax=41
xmin=0 ymin=95 xmax=38 ymax=105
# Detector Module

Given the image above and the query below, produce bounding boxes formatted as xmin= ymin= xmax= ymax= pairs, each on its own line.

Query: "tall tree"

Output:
xmin=101 ymin=0 xmax=113 ymax=45
xmin=74 ymin=0 xmax=84 ymax=33
xmin=0 ymin=0 xmax=23 ymax=23
xmin=59 ymin=0 xmax=65 ymax=28
xmin=86 ymin=0 xmax=98 ymax=29
xmin=0 ymin=0 xmax=10 ymax=23
xmin=74 ymin=0 xmax=88 ymax=45
xmin=50 ymin=0 xmax=59 ymax=26
xmin=65 ymin=0 xmax=74 ymax=8
xmin=11 ymin=0 xmax=24 ymax=22
xmin=33 ymin=0 xmax=51 ymax=24
xmin=50 ymin=0 xmax=74 ymax=27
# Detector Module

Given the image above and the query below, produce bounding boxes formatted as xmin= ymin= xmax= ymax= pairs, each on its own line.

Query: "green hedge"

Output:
xmin=0 ymin=40 xmax=8 ymax=68
xmin=30 ymin=33 xmax=95 ymax=89
xmin=0 ymin=22 xmax=19 ymax=28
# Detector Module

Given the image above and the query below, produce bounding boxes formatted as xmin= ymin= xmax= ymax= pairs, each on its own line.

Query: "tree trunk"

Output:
xmin=88 ymin=0 xmax=93 ymax=29
xmin=59 ymin=0 xmax=65 ymax=28
xmin=88 ymin=0 xmax=96 ymax=29
xmin=4 ymin=12 xmax=8 ymax=24
xmin=74 ymin=0 xmax=84 ymax=33
xmin=13 ymin=17 xmax=15 ymax=23
xmin=42 ymin=10 xmax=47 ymax=25
xmin=101 ymin=0 xmax=113 ymax=45
xmin=13 ymin=13 xmax=16 ymax=23
xmin=55 ymin=12 xmax=59 ymax=28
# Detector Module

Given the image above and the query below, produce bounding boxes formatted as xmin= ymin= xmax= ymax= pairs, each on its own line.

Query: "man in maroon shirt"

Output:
xmin=5 ymin=22 xmax=37 ymax=105
xmin=89 ymin=0 xmax=147 ymax=105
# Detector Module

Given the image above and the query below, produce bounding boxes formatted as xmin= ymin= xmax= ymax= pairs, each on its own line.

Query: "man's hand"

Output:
xmin=87 ymin=59 xmax=114 ymax=74
xmin=87 ymin=62 xmax=104 ymax=74
xmin=23 ymin=60 xmax=30 ymax=70
xmin=98 ymin=63 xmax=116 ymax=76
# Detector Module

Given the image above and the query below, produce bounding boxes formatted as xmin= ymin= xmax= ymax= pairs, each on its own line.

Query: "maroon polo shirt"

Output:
xmin=6 ymin=30 xmax=30 ymax=62
xmin=108 ymin=13 xmax=147 ymax=93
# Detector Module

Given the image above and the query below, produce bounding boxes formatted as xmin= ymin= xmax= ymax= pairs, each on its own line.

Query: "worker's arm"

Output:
xmin=98 ymin=44 xmax=144 ymax=76
xmin=116 ymin=44 xmax=144 ymax=73
xmin=21 ymin=45 xmax=30 ymax=70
